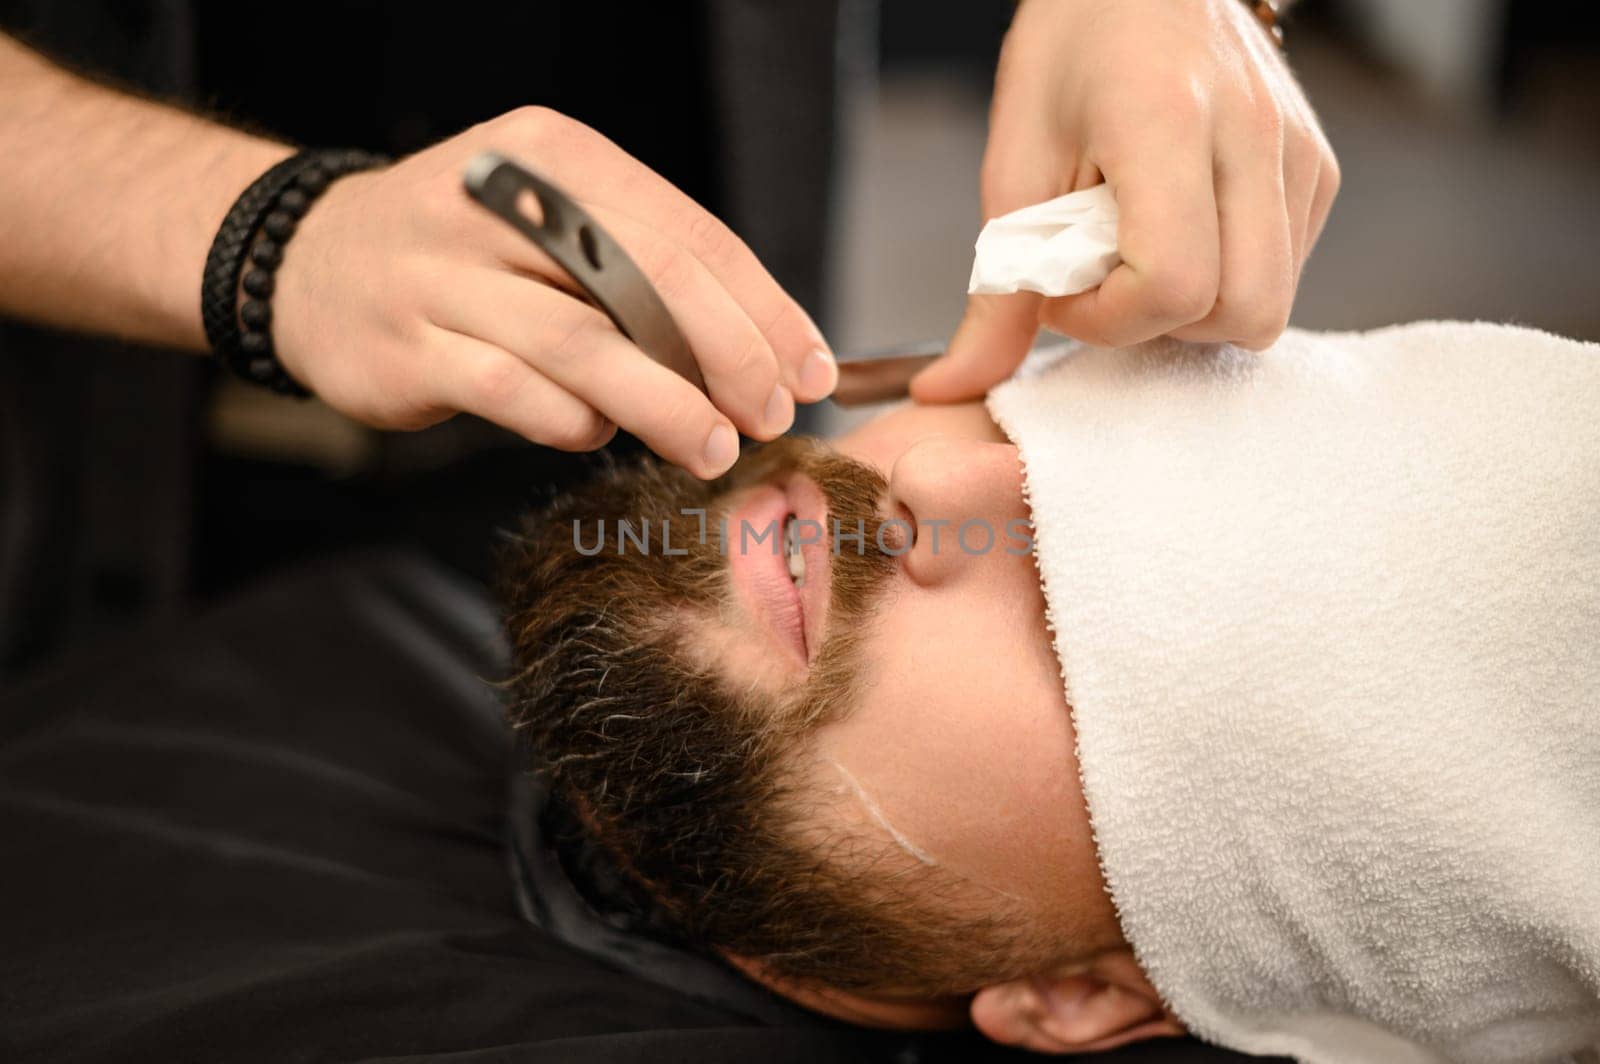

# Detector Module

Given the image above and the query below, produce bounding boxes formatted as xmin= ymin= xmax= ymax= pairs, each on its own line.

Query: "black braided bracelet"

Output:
xmin=201 ymin=147 xmax=388 ymax=396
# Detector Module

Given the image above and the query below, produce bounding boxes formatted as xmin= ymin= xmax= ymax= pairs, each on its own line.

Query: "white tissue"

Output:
xmin=967 ymin=184 xmax=1121 ymax=297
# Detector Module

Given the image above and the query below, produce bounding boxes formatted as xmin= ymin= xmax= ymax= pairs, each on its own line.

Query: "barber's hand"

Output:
xmin=271 ymin=107 xmax=838 ymax=479
xmin=913 ymin=0 xmax=1339 ymax=402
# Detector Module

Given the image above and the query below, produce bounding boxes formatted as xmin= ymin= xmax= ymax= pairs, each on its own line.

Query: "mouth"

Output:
xmin=784 ymin=473 xmax=832 ymax=659
xmin=726 ymin=483 xmax=809 ymax=665
xmin=725 ymin=473 xmax=833 ymax=668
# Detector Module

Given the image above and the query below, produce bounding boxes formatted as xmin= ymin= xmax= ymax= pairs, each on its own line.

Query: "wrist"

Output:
xmin=268 ymin=167 xmax=377 ymax=386
xmin=158 ymin=139 xmax=297 ymax=348
xmin=200 ymin=148 xmax=389 ymax=394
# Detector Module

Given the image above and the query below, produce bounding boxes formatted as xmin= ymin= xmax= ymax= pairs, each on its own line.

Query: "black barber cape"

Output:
xmin=0 ymin=552 xmax=1250 ymax=1063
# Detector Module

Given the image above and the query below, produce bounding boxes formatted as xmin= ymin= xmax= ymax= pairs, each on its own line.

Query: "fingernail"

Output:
xmin=702 ymin=422 xmax=739 ymax=476
xmin=797 ymin=347 xmax=838 ymax=400
xmin=763 ymin=383 xmax=794 ymax=435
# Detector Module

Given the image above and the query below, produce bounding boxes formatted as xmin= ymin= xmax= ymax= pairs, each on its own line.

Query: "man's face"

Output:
xmin=507 ymin=397 xmax=1181 ymax=1049
xmin=690 ymin=399 xmax=1123 ymax=1025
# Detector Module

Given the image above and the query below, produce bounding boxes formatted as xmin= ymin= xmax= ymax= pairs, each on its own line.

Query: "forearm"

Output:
xmin=0 ymin=33 xmax=293 ymax=350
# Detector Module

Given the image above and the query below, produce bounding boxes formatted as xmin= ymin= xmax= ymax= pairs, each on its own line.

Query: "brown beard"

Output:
xmin=548 ymin=435 xmax=897 ymax=728
xmin=497 ymin=437 xmax=898 ymax=930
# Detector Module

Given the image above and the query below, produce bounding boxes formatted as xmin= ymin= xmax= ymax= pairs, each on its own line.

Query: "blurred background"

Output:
xmin=1 ymin=0 xmax=1596 ymax=680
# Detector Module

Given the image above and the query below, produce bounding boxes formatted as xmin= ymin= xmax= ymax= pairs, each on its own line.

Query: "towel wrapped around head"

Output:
xmin=985 ymin=322 xmax=1600 ymax=1064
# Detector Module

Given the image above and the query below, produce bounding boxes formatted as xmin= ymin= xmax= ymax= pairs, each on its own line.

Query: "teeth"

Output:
xmin=785 ymin=517 xmax=806 ymax=586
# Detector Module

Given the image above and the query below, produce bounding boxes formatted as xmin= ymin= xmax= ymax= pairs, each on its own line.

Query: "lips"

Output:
xmin=723 ymin=471 xmax=838 ymax=669
xmin=727 ymin=483 xmax=808 ymax=664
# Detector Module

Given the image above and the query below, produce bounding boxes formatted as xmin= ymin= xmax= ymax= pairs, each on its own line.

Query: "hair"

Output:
xmin=498 ymin=440 xmax=1067 ymax=996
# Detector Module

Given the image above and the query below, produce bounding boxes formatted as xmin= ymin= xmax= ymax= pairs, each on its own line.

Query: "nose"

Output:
xmin=884 ymin=437 xmax=1031 ymax=587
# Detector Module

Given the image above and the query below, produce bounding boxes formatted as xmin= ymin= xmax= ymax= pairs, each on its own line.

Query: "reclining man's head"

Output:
xmin=500 ymin=403 xmax=1182 ymax=1053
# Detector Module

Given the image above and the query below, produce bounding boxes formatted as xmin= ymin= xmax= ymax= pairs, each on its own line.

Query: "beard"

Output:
xmin=536 ymin=435 xmax=898 ymax=719
xmin=502 ymin=435 xmax=902 ymax=742
xmin=496 ymin=436 xmax=901 ymax=964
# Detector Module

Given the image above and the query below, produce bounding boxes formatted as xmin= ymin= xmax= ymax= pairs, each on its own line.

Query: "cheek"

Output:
xmin=833 ymin=566 xmax=1089 ymax=906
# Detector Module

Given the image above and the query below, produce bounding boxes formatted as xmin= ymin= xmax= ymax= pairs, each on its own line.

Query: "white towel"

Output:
xmin=985 ymin=323 xmax=1600 ymax=1064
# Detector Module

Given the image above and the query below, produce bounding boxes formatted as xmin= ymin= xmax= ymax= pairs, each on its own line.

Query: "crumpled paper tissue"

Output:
xmin=968 ymin=183 xmax=1121 ymax=297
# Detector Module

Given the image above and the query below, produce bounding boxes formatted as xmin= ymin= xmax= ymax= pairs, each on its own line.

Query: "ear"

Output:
xmin=969 ymin=949 xmax=1185 ymax=1054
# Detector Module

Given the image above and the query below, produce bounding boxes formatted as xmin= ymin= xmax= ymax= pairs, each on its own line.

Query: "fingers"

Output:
xmin=487 ymin=108 xmax=837 ymax=402
xmin=1040 ymin=116 xmax=1222 ymax=348
xmin=595 ymin=213 xmax=796 ymax=439
xmin=451 ymin=194 xmax=796 ymax=422
xmin=1279 ymin=100 xmax=1338 ymax=284
xmin=1282 ymin=130 xmax=1321 ymax=274
xmin=431 ymin=327 xmax=617 ymax=452
xmin=912 ymin=107 xmax=1060 ymax=402
xmin=1169 ymin=109 xmax=1295 ymax=349
xmin=910 ymin=292 xmax=1042 ymax=402
xmin=460 ymin=234 xmax=789 ymax=441
xmin=641 ymin=201 xmax=838 ymax=403
xmin=1305 ymin=145 xmax=1341 ymax=256
xmin=429 ymin=274 xmax=742 ymax=479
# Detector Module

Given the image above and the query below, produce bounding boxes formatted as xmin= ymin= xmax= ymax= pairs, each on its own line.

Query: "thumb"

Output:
xmin=910 ymin=291 xmax=1041 ymax=403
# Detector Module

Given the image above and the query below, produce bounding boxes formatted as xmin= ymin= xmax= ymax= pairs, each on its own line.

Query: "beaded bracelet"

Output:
xmin=201 ymin=148 xmax=388 ymax=396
